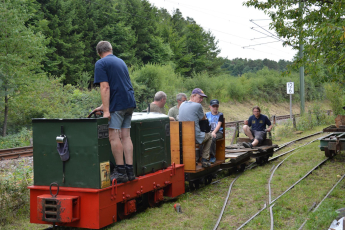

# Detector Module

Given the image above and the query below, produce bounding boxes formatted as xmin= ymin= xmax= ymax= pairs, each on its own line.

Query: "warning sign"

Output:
xmin=100 ymin=161 xmax=110 ymax=188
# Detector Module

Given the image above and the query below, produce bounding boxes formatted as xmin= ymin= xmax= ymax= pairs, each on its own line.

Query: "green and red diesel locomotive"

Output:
xmin=28 ymin=112 xmax=275 ymax=229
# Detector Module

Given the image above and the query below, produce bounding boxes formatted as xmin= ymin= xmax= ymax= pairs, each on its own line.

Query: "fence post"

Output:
xmin=308 ymin=110 xmax=313 ymax=128
xmin=272 ymin=115 xmax=276 ymax=125
xmin=230 ymin=122 xmax=240 ymax=145
xmin=293 ymin=115 xmax=297 ymax=130
xmin=237 ymin=122 xmax=239 ymax=137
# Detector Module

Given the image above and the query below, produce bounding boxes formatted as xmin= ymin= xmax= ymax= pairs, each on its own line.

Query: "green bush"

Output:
xmin=0 ymin=128 xmax=31 ymax=149
xmin=130 ymin=63 xmax=184 ymax=111
xmin=0 ymin=161 xmax=32 ymax=226
xmin=325 ymin=82 xmax=345 ymax=116
xmin=182 ymin=67 xmax=325 ymax=104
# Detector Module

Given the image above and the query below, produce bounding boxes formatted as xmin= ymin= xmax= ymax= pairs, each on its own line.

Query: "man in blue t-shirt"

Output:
xmin=242 ymin=106 xmax=272 ymax=148
xmin=92 ymin=41 xmax=136 ymax=183
xmin=206 ymin=99 xmax=224 ymax=163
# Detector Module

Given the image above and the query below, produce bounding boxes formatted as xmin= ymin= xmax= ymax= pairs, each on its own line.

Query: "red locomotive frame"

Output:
xmin=28 ymin=163 xmax=184 ymax=229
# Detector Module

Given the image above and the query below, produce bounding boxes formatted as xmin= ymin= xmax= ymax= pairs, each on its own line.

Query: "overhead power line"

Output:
xmin=250 ymin=19 xmax=284 ymax=42
xmin=242 ymin=41 xmax=280 ymax=48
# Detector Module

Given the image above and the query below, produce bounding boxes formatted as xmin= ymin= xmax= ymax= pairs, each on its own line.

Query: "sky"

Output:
xmin=147 ymin=0 xmax=297 ymax=62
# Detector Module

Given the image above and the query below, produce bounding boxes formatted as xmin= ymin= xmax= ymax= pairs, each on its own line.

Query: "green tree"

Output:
xmin=36 ymin=0 xmax=85 ymax=84
xmin=0 ymin=0 xmax=46 ymax=136
xmin=244 ymin=0 xmax=345 ymax=83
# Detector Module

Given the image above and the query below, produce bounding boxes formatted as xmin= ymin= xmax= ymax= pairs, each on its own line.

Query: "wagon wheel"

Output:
xmin=204 ymin=176 xmax=212 ymax=185
xmin=117 ymin=203 xmax=128 ymax=220
xmin=256 ymin=157 xmax=262 ymax=165
xmin=189 ymin=181 xmax=200 ymax=191
xmin=148 ymin=191 xmax=159 ymax=207
xmin=237 ymin=163 xmax=246 ymax=172
xmin=324 ymin=147 xmax=332 ymax=158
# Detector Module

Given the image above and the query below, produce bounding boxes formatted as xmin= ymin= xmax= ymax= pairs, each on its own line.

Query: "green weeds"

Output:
xmin=0 ymin=128 xmax=31 ymax=149
xmin=0 ymin=161 xmax=33 ymax=226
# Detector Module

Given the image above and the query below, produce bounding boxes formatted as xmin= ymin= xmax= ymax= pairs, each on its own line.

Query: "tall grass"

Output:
xmin=0 ymin=161 xmax=32 ymax=226
xmin=184 ymin=67 xmax=324 ymax=104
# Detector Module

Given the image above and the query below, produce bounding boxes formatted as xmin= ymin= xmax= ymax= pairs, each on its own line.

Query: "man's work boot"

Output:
xmin=243 ymin=142 xmax=253 ymax=149
xmin=125 ymin=165 xmax=136 ymax=181
xmin=110 ymin=167 xmax=128 ymax=183
xmin=201 ymin=158 xmax=211 ymax=168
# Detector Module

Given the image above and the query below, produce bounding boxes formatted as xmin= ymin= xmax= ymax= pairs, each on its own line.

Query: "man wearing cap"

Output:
xmin=206 ymin=99 xmax=224 ymax=163
xmin=242 ymin=106 xmax=272 ymax=148
xmin=168 ymin=93 xmax=187 ymax=121
xmin=179 ymin=88 xmax=213 ymax=168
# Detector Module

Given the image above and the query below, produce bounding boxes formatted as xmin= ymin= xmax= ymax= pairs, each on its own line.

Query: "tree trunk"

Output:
xmin=2 ymin=95 xmax=8 ymax=137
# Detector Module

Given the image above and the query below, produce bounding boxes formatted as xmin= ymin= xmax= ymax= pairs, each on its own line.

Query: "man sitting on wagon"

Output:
xmin=147 ymin=91 xmax=175 ymax=121
xmin=179 ymin=88 xmax=212 ymax=168
xmin=242 ymin=106 xmax=272 ymax=148
xmin=168 ymin=93 xmax=187 ymax=121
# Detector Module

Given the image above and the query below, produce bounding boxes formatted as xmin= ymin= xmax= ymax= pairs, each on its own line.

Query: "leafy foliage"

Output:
xmin=324 ymin=82 xmax=345 ymax=115
xmin=31 ymin=0 xmax=223 ymax=82
xmin=0 ymin=161 xmax=32 ymax=226
xmin=130 ymin=64 xmax=184 ymax=111
xmin=0 ymin=128 xmax=32 ymax=149
xmin=0 ymin=0 xmax=47 ymax=136
xmin=244 ymin=0 xmax=345 ymax=83
xmin=184 ymin=67 xmax=324 ymax=103
xmin=221 ymin=58 xmax=292 ymax=76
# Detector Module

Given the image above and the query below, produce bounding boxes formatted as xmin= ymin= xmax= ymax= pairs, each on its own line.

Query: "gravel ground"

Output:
xmin=0 ymin=157 xmax=33 ymax=174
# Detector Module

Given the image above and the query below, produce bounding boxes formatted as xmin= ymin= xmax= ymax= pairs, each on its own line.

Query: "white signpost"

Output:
xmin=287 ymin=82 xmax=294 ymax=120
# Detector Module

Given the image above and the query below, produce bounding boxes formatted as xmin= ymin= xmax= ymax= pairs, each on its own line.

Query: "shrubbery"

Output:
xmin=273 ymin=102 xmax=335 ymax=139
xmin=0 ymin=161 xmax=32 ymax=226
xmin=0 ymin=128 xmax=32 ymax=149
xmin=184 ymin=67 xmax=325 ymax=103
xmin=0 ymin=63 xmax=334 ymax=138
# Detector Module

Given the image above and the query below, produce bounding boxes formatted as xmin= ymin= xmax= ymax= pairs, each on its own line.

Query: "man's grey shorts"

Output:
xmin=109 ymin=108 xmax=135 ymax=130
xmin=250 ymin=130 xmax=266 ymax=143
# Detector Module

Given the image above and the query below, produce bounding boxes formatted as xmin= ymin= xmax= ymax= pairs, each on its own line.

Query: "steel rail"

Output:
xmin=225 ymin=109 xmax=331 ymax=128
xmin=268 ymin=138 xmax=321 ymax=203
xmin=238 ymin=158 xmax=329 ymax=230
xmin=213 ymin=174 xmax=241 ymax=230
xmin=298 ymin=173 xmax=345 ymax=230
xmin=246 ymin=132 xmax=325 ymax=171
xmin=237 ymin=134 xmax=329 ymax=229
xmin=214 ymin=131 xmax=330 ymax=229
xmin=270 ymin=158 xmax=329 ymax=205
xmin=0 ymin=146 xmax=33 ymax=161
xmin=273 ymin=132 xmax=323 ymax=153
xmin=236 ymin=203 xmax=267 ymax=230
xmin=270 ymin=204 xmax=275 ymax=230
xmin=224 ymin=112 xmax=307 ymax=128
xmin=269 ymin=133 xmax=328 ymax=162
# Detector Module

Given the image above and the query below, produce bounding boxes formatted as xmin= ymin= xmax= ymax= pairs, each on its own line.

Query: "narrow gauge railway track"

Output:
xmin=0 ymin=146 xmax=33 ymax=161
xmin=225 ymin=110 xmax=332 ymax=128
xmin=225 ymin=114 xmax=300 ymax=128
xmin=213 ymin=132 xmax=329 ymax=230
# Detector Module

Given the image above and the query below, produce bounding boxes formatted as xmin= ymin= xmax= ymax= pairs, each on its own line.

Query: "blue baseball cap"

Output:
xmin=210 ymin=99 xmax=219 ymax=106
xmin=192 ymin=88 xmax=207 ymax=98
